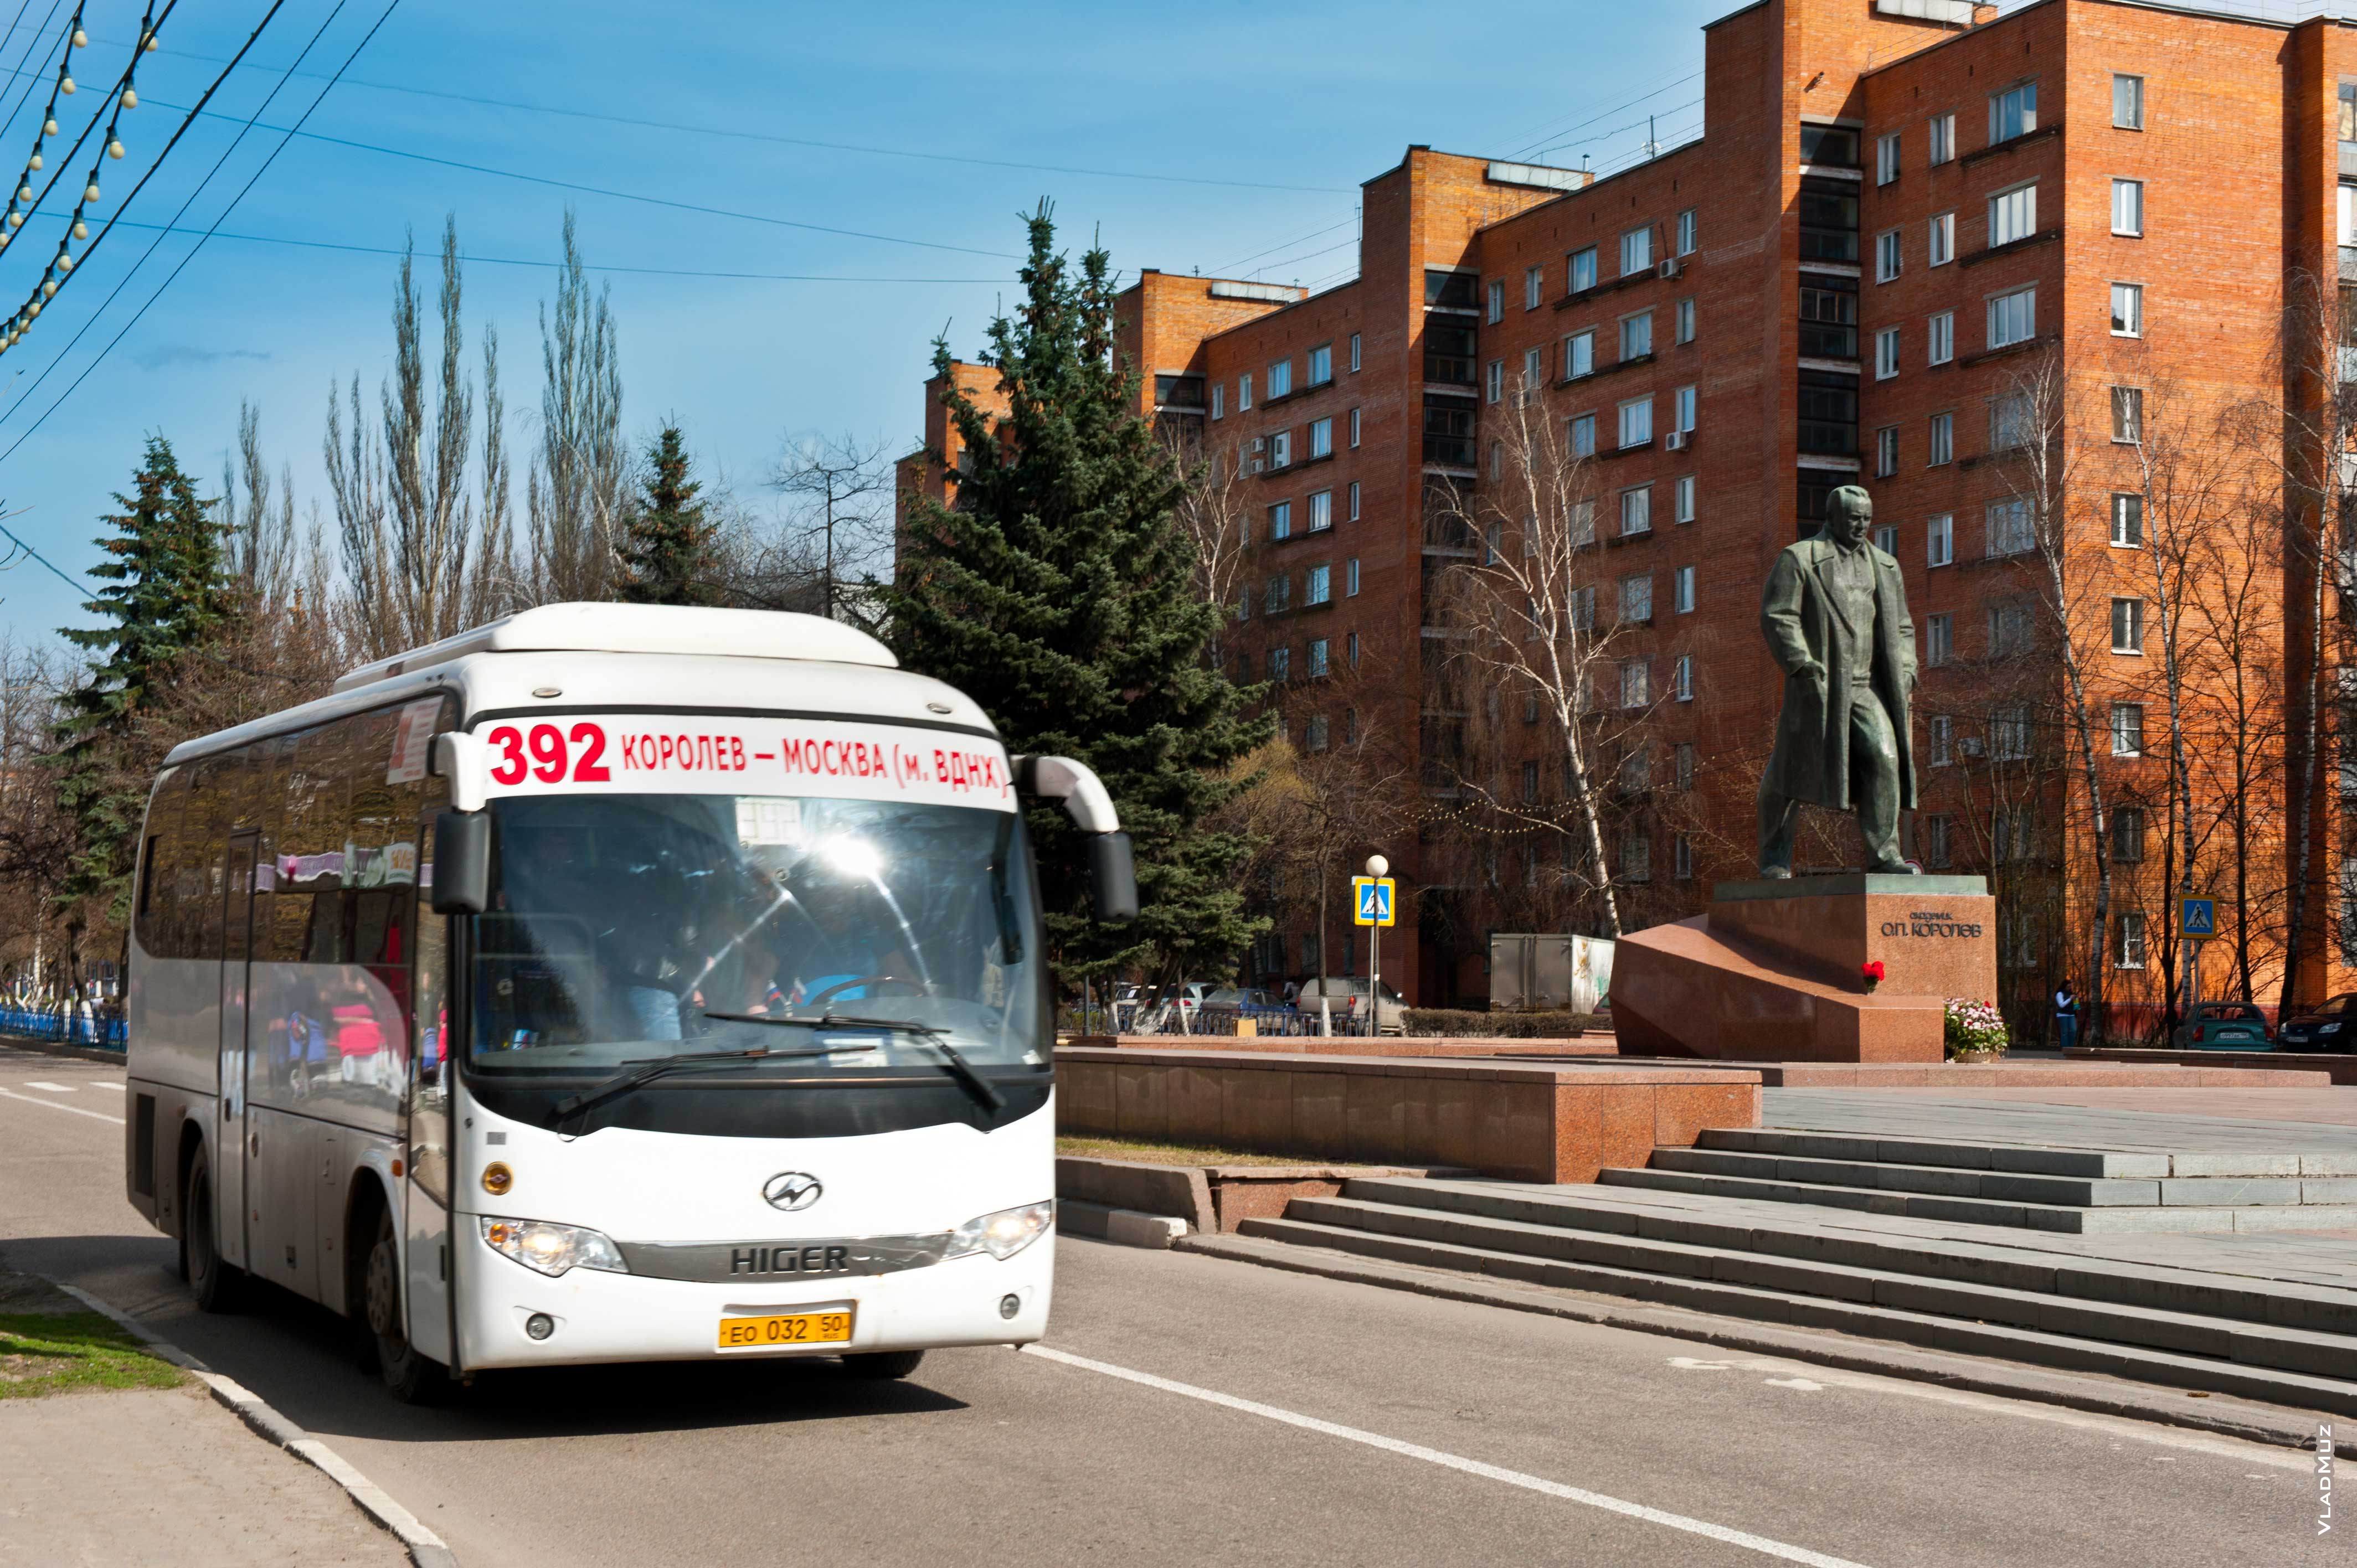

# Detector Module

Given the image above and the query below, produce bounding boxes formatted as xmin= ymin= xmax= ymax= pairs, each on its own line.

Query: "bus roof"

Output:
xmin=331 ymin=604 xmax=896 ymax=694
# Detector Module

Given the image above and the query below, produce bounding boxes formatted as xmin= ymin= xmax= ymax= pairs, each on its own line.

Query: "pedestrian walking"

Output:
xmin=2052 ymin=978 xmax=2079 ymax=1052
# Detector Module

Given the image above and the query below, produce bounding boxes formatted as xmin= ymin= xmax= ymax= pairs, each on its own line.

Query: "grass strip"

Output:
xmin=0 ymin=1312 xmax=185 ymax=1399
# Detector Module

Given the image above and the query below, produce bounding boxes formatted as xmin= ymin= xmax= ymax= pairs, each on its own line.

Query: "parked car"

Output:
xmin=1139 ymin=981 xmax=1214 ymax=1033
xmin=2275 ymin=993 xmax=2357 ymax=1053
xmin=1197 ymin=986 xmax=1290 ymax=1030
xmin=1295 ymin=976 xmax=1407 ymax=1035
xmin=2169 ymin=1001 xmax=2272 ymax=1050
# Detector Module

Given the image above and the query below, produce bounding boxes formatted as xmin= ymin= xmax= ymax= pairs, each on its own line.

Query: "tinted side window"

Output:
xmin=135 ymin=766 xmax=193 ymax=957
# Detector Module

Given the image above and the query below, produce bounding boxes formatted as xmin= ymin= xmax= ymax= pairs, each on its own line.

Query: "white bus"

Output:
xmin=122 ymin=605 xmax=1133 ymax=1401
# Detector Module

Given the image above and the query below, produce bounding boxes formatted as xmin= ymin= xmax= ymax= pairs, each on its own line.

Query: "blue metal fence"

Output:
xmin=0 ymin=1002 xmax=126 ymax=1050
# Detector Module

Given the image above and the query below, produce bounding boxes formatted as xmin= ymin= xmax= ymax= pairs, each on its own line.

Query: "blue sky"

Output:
xmin=0 ymin=0 xmax=1735 ymax=647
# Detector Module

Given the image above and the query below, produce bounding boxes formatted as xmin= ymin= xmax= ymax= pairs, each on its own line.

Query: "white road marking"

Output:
xmin=0 ymin=1085 xmax=123 ymax=1124
xmin=89 ymin=1082 xmax=125 ymax=1091
xmin=1766 ymin=1377 xmax=1825 ymax=1391
xmin=24 ymin=1081 xmax=74 ymax=1092
xmin=1022 ymin=1343 xmax=1878 ymax=1568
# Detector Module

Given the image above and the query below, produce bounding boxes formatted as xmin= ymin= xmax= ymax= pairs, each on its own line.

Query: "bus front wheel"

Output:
xmin=841 ymin=1349 xmax=925 ymax=1380
xmin=364 ymin=1206 xmax=446 ymax=1405
xmin=182 ymin=1146 xmax=241 ymax=1313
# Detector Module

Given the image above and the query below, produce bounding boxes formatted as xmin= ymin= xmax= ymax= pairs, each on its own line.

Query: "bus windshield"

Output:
xmin=466 ymin=793 xmax=1045 ymax=1075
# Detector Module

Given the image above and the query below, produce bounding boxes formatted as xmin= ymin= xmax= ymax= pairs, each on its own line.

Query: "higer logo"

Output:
xmin=763 ymin=1172 xmax=824 ymax=1211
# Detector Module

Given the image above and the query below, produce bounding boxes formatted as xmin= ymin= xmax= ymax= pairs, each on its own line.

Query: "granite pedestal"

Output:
xmin=1611 ymin=874 xmax=1996 ymax=1064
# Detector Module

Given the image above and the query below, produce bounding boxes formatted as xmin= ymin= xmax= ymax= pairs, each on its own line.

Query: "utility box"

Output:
xmin=1490 ymin=933 xmax=1614 ymax=1014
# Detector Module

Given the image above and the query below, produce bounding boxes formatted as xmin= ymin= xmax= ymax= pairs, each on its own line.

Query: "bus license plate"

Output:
xmin=717 ymin=1309 xmax=854 ymax=1349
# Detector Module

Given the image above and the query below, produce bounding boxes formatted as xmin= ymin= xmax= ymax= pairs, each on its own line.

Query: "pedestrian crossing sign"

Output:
xmin=1352 ymin=876 xmax=1396 ymax=927
xmin=2179 ymin=897 xmax=2215 ymax=940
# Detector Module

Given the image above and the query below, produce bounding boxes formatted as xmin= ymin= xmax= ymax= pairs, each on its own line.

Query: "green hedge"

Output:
xmin=1403 ymin=1009 xmax=1599 ymax=1038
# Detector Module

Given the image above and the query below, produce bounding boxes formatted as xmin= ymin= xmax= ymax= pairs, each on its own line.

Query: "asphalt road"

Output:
xmin=0 ymin=1040 xmax=2338 ymax=1568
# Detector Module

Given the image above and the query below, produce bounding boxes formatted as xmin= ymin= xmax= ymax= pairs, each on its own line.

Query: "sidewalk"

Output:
xmin=0 ymin=1272 xmax=407 ymax=1567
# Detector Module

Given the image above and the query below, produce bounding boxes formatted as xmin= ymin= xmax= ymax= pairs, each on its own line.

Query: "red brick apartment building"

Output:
xmin=902 ymin=0 xmax=2357 ymax=1022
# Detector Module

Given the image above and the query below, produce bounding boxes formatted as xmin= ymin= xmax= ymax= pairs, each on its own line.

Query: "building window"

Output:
xmin=1304 ymin=563 xmax=1331 ymax=605
xmin=1556 ymin=330 xmax=1593 ymax=383
xmin=1675 ymin=742 xmax=1695 ymax=792
xmin=1525 ymin=265 xmax=1544 ymax=310
xmin=1993 ymin=703 xmax=2031 ymax=761
xmin=2112 ymin=385 xmax=2143 ymax=443
xmin=1489 ymin=441 xmax=1505 ymax=482
xmin=1928 ymin=212 xmax=1954 ymax=266
xmin=2111 ymin=282 xmax=2142 ymax=338
xmin=1674 ymin=564 xmax=1695 ymax=613
xmin=1921 ymin=813 xmax=1953 ymax=868
xmin=1674 ymin=653 xmax=1694 ymax=701
xmin=2116 ymin=911 xmax=2147 ymax=969
xmin=2111 ymin=807 xmax=2145 ymax=862
xmin=1621 ymin=486 xmax=1653 ymax=537
xmin=1487 ymin=278 xmax=1505 ymax=323
xmin=1929 ymin=111 xmax=1955 ymax=165
xmin=1927 ymin=512 xmax=1954 ymax=567
xmin=1571 ymin=501 xmax=1596 ymax=548
xmin=1518 ymin=760 xmax=1539 ymax=802
xmin=1988 ymin=182 xmax=2037 ymax=247
xmin=1672 ymin=297 xmax=1696 ymax=346
xmin=1995 ymin=811 xmax=2033 ymax=864
xmin=2111 ymin=492 xmax=2143 ymax=547
xmin=1621 ymin=310 xmax=1654 ymax=360
xmin=1346 ymin=631 xmax=1359 ymax=667
xmin=1876 ymin=228 xmax=1902 ymax=282
xmin=1346 ymin=557 xmax=1360 ymax=596
xmin=1926 ymin=612 xmax=1952 ymax=666
xmin=1239 ymin=373 xmax=1252 ymax=411
xmin=1800 ymin=123 xmax=1860 ymax=166
xmin=1673 ymin=384 xmax=1696 ymax=433
xmin=1305 ymin=714 xmax=1330 ymax=753
xmin=1990 ymin=390 xmax=2032 ymax=452
xmin=1270 ymin=500 xmax=1293 ymax=540
xmin=1618 ymin=397 xmax=1653 ymax=447
xmin=1620 ymin=225 xmax=1653 ymax=276
xmin=2113 ymin=74 xmax=2144 ymax=131
xmin=1929 ymin=714 xmax=1954 ymax=766
xmin=1349 ymin=408 xmax=1361 ymax=447
xmin=1485 ymin=359 xmax=1504 ymax=404
xmin=1270 ymin=359 xmax=1293 ymax=399
xmin=2111 ymin=702 xmax=2145 ymax=756
xmin=1211 ymin=383 xmax=1224 ymax=420
xmin=1875 ymin=326 xmax=1900 ymax=380
xmin=1619 ymin=659 xmax=1650 ymax=708
xmin=1348 ymin=482 xmax=1361 ymax=522
xmin=1307 ymin=636 xmax=1330 ymax=678
xmin=1988 ymin=286 xmax=2036 ymax=349
xmin=1674 ymin=474 xmax=1696 ymax=523
xmin=1874 ymin=523 xmax=1897 ymax=555
xmin=1308 ymin=489 xmax=1332 ymax=532
xmin=1674 ymin=833 xmax=1694 ymax=880
xmin=1622 ymin=829 xmax=1652 ymax=884
xmin=2112 ymin=178 xmax=2143 ymax=236
xmin=1988 ymin=597 xmax=2031 ymax=657
xmin=2111 ymin=596 xmax=2144 ymax=653
xmin=1876 ymin=131 xmax=1901 ymax=185
xmin=1569 ymin=413 xmax=1597 ymax=458
xmin=1269 ymin=645 xmax=1290 ymax=683
xmin=1523 ymin=347 xmax=1544 ymax=399
xmin=1676 ymin=207 xmax=1697 ymax=255
xmin=1270 ymin=429 xmax=1293 ymax=469
xmin=1929 ymin=411 xmax=1953 ymax=466
xmin=1234 ymin=586 xmax=1249 ymax=622
xmin=1349 ymin=332 xmax=1361 ymax=372
xmin=1309 ymin=417 xmax=1334 ymax=458
xmin=1308 ymin=344 xmax=1332 ymax=385
xmin=1569 ymin=245 xmax=1597 ymax=292
xmin=1875 ymin=424 xmax=1898 ymax=477
xmin=1569 ymin=584 xmax=1596 ymax=631
xmin=1928 ymin=310 xmax=1954 ymax=367
xmin=1990 ymin=80 xmax=2038 ymax=143
xmin=1987 ymin=497 xmax=2034 ymax=557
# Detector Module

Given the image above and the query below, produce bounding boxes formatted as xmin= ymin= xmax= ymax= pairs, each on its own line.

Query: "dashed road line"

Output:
xmin=24 ymin=1080 xmax=74 ymax=1092
xmin=0 ymin=1085 xmax=124 ymax=1123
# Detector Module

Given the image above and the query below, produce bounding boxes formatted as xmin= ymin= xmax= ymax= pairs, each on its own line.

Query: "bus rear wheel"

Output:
xmin=841 ymin=1349 xmax=925 ymax=1380
xmin=364 ymin=1206 xmax=446 ymax=1405
xmin=181 ymin=1147 xmax=241 ymax=1313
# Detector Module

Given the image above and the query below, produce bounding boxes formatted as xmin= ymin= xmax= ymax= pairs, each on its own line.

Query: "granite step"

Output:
xmin=1595 ymin=1163 xmax=2357 ymax=1232
xmin=1207 ymin=1217 xmax=2357 ymax=1417
xmin=1702 ymin=1125 xmax=2357 ymax=1181
xmin=1651 ymin=1146 xmax=2356 ymax=1208
xmin=1269 ymin=1194 xmax=2357 ymax=1381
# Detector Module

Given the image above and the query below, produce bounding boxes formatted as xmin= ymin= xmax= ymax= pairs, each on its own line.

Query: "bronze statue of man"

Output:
xmin=1757 ymin=484 xmax=1918 ymax=878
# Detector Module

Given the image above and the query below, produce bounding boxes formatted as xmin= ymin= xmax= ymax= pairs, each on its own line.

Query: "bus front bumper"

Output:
xmin=456 ymin=1231 xmax=1055 ymax=1370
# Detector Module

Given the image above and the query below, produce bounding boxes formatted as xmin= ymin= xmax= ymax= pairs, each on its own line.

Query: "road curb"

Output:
xmin=48 ymin=1279 xmax=458 ymax=1568
xmin=0 ymin=1033 xmax=126 ymax=1065
xmin=1176 ymin=1232 xmax=2351 ymax=1459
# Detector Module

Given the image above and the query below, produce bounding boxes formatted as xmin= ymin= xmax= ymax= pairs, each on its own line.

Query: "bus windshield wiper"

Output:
xmin=549 ymin=1042 xmax=877 ymax=1129
xmin=706 ymin=1010 xmax=1008 ymax=1111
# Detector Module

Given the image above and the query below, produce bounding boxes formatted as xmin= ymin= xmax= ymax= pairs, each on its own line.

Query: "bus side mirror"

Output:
xmin=1089 ymin=832 xmax=1138 ymax=924
xmin=430 ymin=811 xmax=491 ymax=915
xmin=433 ymin=731 xmax=488 ymax=813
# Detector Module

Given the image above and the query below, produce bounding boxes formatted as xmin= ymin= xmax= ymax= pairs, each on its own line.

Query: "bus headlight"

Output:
xmin=480 ymin=1216 xmax=629 ymax=1277
xmin=944 ymin=1201 xmax=1053 ymax=1261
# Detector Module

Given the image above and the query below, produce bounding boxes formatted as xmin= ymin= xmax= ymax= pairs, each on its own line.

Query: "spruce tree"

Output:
xmin=55 ymin=436 xmax=234 ymax=915
xmin=885 ymin=203 xmax=1270 ymax=986
xmin=617 ymin=424 xmax=716 ymax=605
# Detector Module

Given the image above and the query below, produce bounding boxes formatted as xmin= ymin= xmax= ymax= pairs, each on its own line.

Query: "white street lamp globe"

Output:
xmin=1365 ymin=854 xmax=1388 ymax=878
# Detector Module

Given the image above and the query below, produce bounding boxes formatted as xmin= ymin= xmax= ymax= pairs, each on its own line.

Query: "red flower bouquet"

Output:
xmin=1861 ymin=960 xmax=1886 ymax=996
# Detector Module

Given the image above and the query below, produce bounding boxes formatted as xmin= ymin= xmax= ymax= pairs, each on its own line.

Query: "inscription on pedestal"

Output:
xmin=1881 ymin=909 xmax=1985 ymax=940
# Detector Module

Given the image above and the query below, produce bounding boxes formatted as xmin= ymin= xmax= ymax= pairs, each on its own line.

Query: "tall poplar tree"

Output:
xmin=55 ymin=436 xmax=235 ymax=915
xmin=617 ymin=424 xmax=716 ymax=605
xmin=886 ymin=203 xmax=1270 ymax=986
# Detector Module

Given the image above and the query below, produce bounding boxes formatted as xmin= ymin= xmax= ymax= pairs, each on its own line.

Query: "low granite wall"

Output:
xmin=1054 ymin=1046 xmax=1759 ymax=1184
xmin=1067 ymin=1035 xmax=1614 ymax=1059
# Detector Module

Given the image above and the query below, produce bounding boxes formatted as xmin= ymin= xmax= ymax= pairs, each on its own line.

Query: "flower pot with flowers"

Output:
xmin=1944 ymin=998 xmax=2009 ymax=1062
xmin=1860 ymin=961 xmax=1885 ymax=996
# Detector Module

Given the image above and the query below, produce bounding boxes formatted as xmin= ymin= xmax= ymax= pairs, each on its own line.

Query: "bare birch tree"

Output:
xmin=772 ymin=433 xmax=894 ymax=623
xmin=1167 ymin=425 xmax=1254 ymax=663
xmin=524 ymin=210 xmax=626 ymax=605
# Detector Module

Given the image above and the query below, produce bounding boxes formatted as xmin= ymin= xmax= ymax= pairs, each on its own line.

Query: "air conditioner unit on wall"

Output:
xmin=1962 ymin=737 xmax=1987 ymax=758
xmin=1658 ymin=257 xmax=1682 ymax=280
xmin=1664 ymin=429 xmax=1689 ymax=451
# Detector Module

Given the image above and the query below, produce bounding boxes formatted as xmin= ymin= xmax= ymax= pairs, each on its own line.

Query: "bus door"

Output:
xmin=402 ymin=814 xmax=456 ymax=1366
xmin=215 ymin=829 xmax=259 ymax=1273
